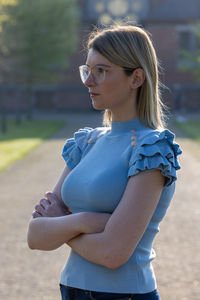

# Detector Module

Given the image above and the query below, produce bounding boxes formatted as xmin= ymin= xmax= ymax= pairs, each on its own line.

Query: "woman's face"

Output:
xmin=83 ymin=48 xmax=138 ymax=120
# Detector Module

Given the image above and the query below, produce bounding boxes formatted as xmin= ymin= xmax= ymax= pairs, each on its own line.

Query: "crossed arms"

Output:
xmin=27 ymin=165 xmax=164 ymax=269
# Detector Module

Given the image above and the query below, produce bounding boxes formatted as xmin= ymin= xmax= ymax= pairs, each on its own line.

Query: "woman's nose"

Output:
xmin=84 ymin=73 xmax=96 ymax=87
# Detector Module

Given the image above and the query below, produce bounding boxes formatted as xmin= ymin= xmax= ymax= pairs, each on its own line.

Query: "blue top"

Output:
xmin=60 ymin=118 xmax=182 ymax=293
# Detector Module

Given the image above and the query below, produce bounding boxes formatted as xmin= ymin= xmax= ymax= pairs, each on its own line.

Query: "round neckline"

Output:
xmin=110 ymin=118 xmax=144 ymax=135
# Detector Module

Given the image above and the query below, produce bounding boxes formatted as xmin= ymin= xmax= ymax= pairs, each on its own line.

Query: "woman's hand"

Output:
xmin=67 ymin=170 xmax=164 ymax=269
xmin=28 ymin=212 xmax=110 ymax=251
xmin=32 ymin=192 xmax=71 ymax=218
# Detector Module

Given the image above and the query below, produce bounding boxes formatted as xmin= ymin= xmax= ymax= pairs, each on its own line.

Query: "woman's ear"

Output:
xmin=130 ymin=68 xmax=146 ymax=89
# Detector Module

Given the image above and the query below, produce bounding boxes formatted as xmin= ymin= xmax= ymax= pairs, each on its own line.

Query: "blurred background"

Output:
xmin=0 ymin=1 xmax=199 ymax=300
xmin=0 ymin=0 xmax=200 ymax=117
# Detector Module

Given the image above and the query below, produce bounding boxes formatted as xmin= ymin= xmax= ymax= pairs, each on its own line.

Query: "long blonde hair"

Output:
xmin=87 ymin=24 xmax=166 ymax=129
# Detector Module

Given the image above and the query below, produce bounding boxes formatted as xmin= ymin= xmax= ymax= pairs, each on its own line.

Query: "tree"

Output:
xmin=0 ymin=0 xmax=79 ymax=85
xmin=179 ymin=24 xmax=200 ymax=81
xmin=0 ymin=0 xmax=79 ymax=124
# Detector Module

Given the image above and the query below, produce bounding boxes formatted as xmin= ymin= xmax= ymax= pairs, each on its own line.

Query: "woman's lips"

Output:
xmin=89 ymin=92 xmax=100 ymax=98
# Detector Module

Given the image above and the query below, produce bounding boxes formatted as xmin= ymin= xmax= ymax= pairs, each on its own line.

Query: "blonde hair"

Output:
xmin=87 ymin=23 xmax=166 ymax=129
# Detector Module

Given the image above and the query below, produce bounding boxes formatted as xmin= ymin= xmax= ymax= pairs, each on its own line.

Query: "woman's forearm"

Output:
xmin=27 ymin=214 xmax=82 ymax=251
xmin=68 ymin=232 xmax=111 ymax=267
xmin=68 ymin=171 xmax=164 ymax=269
xmin=27 ymin=212 xmax=110 ymax=251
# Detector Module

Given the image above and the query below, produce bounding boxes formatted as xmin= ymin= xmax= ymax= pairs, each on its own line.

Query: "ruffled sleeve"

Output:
xmin=62 ymin=127 xmax=93 ymax=169
xmin=128 ymin=129 xmax=182 ymax=186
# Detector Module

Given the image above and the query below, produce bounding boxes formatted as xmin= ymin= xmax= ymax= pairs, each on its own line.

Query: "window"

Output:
xmin=177 ymin=25 xmax=199 ymax=67
xmin=179 ymin=31 xmax=192 ymax=52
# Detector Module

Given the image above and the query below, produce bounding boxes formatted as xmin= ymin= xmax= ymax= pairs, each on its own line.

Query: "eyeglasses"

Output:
xmin=79 ymin=65 xmax=107 ymax=85
xmin=79 ymin=64 xmax=139 ymax=85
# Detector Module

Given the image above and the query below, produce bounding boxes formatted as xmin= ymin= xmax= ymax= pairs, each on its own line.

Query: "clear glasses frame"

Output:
xmin=79 ymin=65 xmax=107 ymax=85
xmin=79 ymin=64 xmax=139 ymax=85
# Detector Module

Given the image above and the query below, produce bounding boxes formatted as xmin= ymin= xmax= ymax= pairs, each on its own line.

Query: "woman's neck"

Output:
xmin=111 ymin=110 xmax=138 ymax=122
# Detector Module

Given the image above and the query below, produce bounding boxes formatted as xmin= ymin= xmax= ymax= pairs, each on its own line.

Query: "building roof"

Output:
xmin=143 ymin=0 xmax=200 ymax=22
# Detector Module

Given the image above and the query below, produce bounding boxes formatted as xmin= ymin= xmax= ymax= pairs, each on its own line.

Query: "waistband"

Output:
xmin=60 ymin=285 xmax=160 ymax=300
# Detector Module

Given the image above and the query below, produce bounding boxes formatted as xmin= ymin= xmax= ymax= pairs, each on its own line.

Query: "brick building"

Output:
xmin=61 ymin=0 xmax=200 ymax=112
xmin=3 ymin=0 xmax=200 ymax=112
xmin=142 ymin=0 xmax=200 ymax=111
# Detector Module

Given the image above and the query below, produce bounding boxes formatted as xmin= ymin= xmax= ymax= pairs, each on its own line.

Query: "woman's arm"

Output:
xmin=32 ymin=166 xmax=72 ymax=219
xmin=28 ymin=165 xmax=110 ymax=250
xmin=52 ymin=166 xmax=71 ymax=201
xmin=68 ymin=170 xmax=164 ymax=269
xmin=27 ymin=212 xmax=110 ymax=251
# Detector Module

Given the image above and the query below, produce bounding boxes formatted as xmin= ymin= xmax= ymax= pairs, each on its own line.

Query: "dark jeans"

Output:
xmin=60 ymin=285 xmax=161 ymax=300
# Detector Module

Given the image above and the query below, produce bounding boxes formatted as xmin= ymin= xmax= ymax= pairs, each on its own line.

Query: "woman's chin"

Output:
xmin=91 ymin=101 xmax=106 ymax=111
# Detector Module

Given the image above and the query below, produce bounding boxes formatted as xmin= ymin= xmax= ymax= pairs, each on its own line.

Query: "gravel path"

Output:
xmin=0 ymin=113 xmax=199 ymax=300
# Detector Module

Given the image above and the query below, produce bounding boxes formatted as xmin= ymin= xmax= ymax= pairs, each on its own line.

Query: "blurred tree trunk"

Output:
xmin=15 ymin=89 xmax=22 ymax=126
xmin=0 ymin=90 xmax=7 ymax=133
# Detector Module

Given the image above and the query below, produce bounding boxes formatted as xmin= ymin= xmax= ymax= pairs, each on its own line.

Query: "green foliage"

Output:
xmin=0 ymin=0 xmax=79 ymax=84
xmin=0 ymin=119 xmax=65 ymax=173
xmin=179 ymin=25 xmax=200 ymax=81
xmin=174 ymin=120 xmax=200 ymax=144
xmin=179 ymin=50 xmax=200 ymax=81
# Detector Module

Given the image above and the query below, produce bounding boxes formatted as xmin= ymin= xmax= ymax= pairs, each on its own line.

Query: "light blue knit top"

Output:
xmin=60 ymin=118 xmax=182 ymax=293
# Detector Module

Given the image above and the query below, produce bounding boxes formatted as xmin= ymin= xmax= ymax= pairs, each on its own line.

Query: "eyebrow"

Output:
xmin=86 ymin=63 xmax=112 ymax=68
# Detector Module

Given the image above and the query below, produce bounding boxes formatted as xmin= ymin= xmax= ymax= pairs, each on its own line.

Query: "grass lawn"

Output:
xmin=0 ymin=119 xmax=65 ymax=173
xmin=174 ymin=120 xmax=200 ymax=145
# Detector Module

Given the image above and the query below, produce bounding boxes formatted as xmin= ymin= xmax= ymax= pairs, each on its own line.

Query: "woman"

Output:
xmin=27 ymin=24 xmax=182 ymax=300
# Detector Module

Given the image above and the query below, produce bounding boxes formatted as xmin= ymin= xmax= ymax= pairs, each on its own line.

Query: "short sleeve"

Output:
xmin=128 ymin=129 xmax=182 ymax=186
xmin=62 ymin=127 xmax=93 ymax=169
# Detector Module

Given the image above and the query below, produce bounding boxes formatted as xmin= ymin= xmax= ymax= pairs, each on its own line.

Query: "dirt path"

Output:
xmin=0 ymin=113 xmax=199 ymax=300
xmin=153 ymin=135 xmax=200 ymax=299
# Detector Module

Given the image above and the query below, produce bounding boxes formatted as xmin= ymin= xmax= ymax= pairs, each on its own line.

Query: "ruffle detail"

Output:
xmin=128 ymin=129 xmax=182 ymax=186
xmin=62 ymin=127 xmax=93 ymax=169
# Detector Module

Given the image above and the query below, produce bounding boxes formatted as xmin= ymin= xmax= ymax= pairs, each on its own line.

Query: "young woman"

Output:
xmin=27 ymin=24 xmax=182 ymax=300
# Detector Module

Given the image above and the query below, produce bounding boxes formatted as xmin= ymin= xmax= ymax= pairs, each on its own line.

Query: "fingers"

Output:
xmin=40 ymin=198 xmax=51 ymax=209
xmin=35 ymin=197 xmax=53 ymax=216
xmin=31 ymin=193 xmax=56 ymax=219
xmin=32 ymin=210 xmax=42 ymax=218
xmin=31 ymin=191 xmax=72 ymax=219
xmin=35 ymin=204 xmax=45 ymax=215
xmin=45 ymin=191 xmax=57 ymax=203
xmin=45 ymin=191 xmax=72 ymax=214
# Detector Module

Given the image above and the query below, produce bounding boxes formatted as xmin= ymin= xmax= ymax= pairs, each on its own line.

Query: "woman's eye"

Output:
xmin=96 ymin=67 xmax=105 ymax=73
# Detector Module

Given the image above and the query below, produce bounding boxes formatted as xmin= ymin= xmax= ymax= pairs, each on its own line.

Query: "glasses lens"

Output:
xmin=93 ymin=67 xmax=105 ymax=84
xmin=79 ymin=65 xmax=106 ymax=84
xmin=79 ymin=65 xmax=89 ymax=83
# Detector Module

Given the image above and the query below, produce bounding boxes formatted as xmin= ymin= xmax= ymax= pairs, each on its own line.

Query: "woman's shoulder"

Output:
xmin=136 ymin=127 xmax=181 ymax=151
xmin=73 ymin=126 xmax=109 ymax=145
xmin=129 ymin=127 xmax=182 ymax=186
xmin=62 ymin=126 xmax=109 ymax=169
xmin=135 ymin=127 xmax=182 ymax=166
